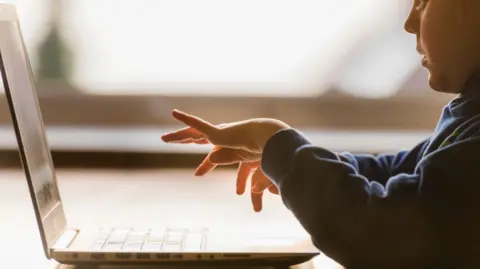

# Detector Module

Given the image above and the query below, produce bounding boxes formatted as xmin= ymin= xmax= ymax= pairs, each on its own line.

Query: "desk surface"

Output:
xmin=0 ymin=169 xmax=343 ymax=269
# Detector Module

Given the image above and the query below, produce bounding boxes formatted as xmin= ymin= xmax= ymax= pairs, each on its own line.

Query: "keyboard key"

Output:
xmin=147 ymin=232 xmax=164 ymax=243
xmin=167 ymin=228 xmax=186 ymax=233
xmin=103 ymin=243 xmax=123 ymax=250
xmin=107 ymin=230 xmax=130 ymax=244
xmin=110 ymin=228 xmax=132 ymax=235
xmin=126 ymin=235 xmax=147 ymax=244
xmin=93 ymin=239 xmax=107 ymax=245
xmin=90 ymin=243 xmax=104 ymax=250
xmin=128 ymin=230 xmax=149 ymax=239
xmin=162 ymin=243 xmax=182 ymax=251
xmin=125 ymin=238 xmax=143 ymax=243
xmin=127 ymin=229 xmax=145 ymax=237
xmin=166 ymin=233 xmax=183 ymax=244
xmin=142 ymin=242 xmax=163 ymax=250
xmin=123 ymin=242 xmax=143 ymax=251
xmin=188 ymin=227 xmax=208 ymax=233
xmin=184 ymin=233 xmax=203 ymax=251
xmin=95 ymin=230 xmax=111 ymax=240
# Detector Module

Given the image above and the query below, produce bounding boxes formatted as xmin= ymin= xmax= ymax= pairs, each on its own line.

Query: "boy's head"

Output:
xmin=405 ymin=0 xmax=480 ymax=94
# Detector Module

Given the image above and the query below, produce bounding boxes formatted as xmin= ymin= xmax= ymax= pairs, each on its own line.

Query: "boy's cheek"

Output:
xmin=420 ymin=25 xmax=452 ymax=66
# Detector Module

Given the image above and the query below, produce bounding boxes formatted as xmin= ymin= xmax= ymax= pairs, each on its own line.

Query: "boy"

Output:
xmin=161 ymin=0 xmax=480 ymax=267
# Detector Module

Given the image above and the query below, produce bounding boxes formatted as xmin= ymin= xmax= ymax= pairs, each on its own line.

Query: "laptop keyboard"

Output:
xmin=90 ymin=228 xmax=207 ymax=252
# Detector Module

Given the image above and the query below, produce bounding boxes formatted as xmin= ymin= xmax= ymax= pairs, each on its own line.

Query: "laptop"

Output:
xmin=0 ymin=4 xmax=319 ymax=267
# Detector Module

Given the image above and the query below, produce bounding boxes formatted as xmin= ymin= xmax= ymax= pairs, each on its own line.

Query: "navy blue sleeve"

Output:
xmin=338 ymin=139 xmax=430 ymax=185
xmin=260 ymin=128 xmax=480 ymax=268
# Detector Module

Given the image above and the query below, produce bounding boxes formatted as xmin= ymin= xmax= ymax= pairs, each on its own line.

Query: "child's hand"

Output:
xmin=161 ymin=109 xmax=290 ymax=159
xmin=161 ymin=109 xmax=287 ymax=211
xmin=236 ymin=161 xmax=279 ymax=212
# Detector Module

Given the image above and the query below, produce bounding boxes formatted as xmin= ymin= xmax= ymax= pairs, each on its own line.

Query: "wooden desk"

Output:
xmin=0 ymin=169 xmax=343 ymax=269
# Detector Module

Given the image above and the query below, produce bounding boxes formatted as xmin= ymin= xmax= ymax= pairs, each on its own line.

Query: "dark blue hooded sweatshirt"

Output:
xmin=261 ymin=73 xmax=480 ymax=269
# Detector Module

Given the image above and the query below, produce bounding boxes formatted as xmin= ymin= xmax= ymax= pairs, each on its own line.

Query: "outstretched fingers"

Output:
xmin=161 ymin=126 xmax=206 ymax=143
xmin=194 ymin=147 xmax=221 ymax=176
xmin=171 ymin=110 xmax=218 ymax=137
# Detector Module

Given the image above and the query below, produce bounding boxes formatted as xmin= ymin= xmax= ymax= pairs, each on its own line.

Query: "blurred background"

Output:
xmin=1 ymin=2 xmax=456 ymax=267
xmin=0 ymin=0 xmax=453 ymax=169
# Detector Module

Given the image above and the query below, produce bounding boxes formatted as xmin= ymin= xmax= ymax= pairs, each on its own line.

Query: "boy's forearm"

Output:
xmin=337 ymin=139 xmax=429 ymax=185
xmin=261 ymin=129 xmax=437 ymax=267
xmin=259 ymin=128 xmax=430 ymax=186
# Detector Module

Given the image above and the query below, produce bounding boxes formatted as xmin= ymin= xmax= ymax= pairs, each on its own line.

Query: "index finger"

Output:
xmin=236 ymin=162 xmax=251 ymax=195
xmin=161 ymin=127 xmax=204 ymax=142
xmin=236 ymin=161 xmax=260 ymax=195
xmin=172 ymin=110 xmax=218 ymax=137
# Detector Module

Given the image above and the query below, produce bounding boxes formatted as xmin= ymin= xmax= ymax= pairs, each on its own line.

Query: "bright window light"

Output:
xmin=3 ymin=0 xmax=418 ymax=97
xmin=58 ymin=0 xmax=408 ymax=96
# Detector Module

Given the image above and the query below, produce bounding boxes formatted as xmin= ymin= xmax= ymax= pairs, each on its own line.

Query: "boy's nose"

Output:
xmin=404 ymin=5 xmax=420 ymax=35
xmin=404 ymin=17 xmax=416 ymax=35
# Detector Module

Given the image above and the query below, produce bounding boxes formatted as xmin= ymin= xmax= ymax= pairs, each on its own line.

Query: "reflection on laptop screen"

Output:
xmin=0 ymin=21 xmax=61 ymax=218
xmin=0 ymin=13 xmax=66 ymax=256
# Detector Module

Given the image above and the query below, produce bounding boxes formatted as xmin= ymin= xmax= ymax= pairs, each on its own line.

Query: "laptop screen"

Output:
xmin=0 ymin=9 xmax=67 ymax=259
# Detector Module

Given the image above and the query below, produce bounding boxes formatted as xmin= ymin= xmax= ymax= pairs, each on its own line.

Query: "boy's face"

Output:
xmin=404 ymin=0 xmax=480 ymax=93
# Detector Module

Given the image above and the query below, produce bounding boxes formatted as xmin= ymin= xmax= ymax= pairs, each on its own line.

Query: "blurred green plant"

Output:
xmin=36 ymin=0 xmax=74 ymax=84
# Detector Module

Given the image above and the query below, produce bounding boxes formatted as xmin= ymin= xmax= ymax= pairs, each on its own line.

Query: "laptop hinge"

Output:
xmin=51 ymin=229 xmax=79 ymax=250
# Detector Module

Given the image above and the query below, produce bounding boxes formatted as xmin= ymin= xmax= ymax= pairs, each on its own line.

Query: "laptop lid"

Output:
xmin=0 ymin=4 xmax=67 ymax=259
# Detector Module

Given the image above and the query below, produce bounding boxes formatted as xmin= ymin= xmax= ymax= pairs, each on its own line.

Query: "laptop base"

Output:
xmin=64 ymin=255 xmax=317 ymax=269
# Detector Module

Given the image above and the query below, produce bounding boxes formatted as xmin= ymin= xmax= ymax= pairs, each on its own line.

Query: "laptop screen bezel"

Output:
xmin=0 ymin=4 xmax=67 ymax=259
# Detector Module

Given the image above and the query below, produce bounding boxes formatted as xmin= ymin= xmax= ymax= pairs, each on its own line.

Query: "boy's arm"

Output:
xmin=261 ymin=129 xmax=480 ymax=268
xmin=337 ymin=138 xmax=430 ymax=185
